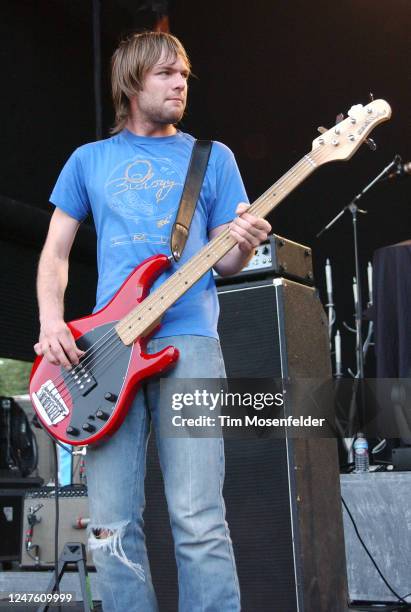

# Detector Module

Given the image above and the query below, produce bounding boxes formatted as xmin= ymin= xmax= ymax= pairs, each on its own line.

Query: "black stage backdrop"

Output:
xmin=0 ymin=0 xmax=410 ymax=371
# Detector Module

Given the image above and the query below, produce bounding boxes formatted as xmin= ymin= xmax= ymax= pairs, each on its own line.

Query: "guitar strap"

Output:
xmin=171 ymin=139 xmax=212 ymax=262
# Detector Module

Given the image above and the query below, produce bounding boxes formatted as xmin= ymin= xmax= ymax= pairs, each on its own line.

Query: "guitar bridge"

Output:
xmin=32 ymin=380 xmax=70 ymax=426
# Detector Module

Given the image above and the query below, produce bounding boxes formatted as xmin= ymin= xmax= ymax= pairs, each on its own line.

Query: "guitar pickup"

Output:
xmin=66 ymin=364 xmax=97 ymax=396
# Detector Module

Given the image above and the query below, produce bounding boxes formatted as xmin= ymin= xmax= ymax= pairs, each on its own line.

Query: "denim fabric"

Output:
xmin=86 ymin=335 xmax=241 ymax=612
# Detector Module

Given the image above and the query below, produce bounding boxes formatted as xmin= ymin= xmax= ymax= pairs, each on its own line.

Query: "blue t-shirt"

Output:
xmin=50 ymin=129 xmax=248 ymax=338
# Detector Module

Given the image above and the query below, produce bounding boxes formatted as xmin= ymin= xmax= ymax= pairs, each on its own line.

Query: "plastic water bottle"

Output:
xmin=353 ymin=433 xmax=369 ymax=472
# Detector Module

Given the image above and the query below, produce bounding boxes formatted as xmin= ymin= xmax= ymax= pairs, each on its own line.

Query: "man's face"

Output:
xmin=134 ymin=52 xmax=189 ymax=126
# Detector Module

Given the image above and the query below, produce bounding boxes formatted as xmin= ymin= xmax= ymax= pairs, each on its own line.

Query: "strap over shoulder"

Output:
xmin=171 ymin=139 xmax=212 ymax=261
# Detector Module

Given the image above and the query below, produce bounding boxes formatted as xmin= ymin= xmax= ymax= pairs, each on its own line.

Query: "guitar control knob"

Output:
xmin=82 ymin=422 xmax=96 ymax=433
xmin=66 ymin=426 xmax=79 ymax=436
xmin=96 ymin=410 xmax=109 ymax=421
xmin=104 ymin=392 xmax=117 ymax=402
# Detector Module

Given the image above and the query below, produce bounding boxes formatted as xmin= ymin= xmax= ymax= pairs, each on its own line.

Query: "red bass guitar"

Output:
xmin=30 ymin=100 xmax=391 ymax=446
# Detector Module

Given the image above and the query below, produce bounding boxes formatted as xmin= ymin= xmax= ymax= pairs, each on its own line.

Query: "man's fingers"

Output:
xmin=230 ymin=225 xmax=258 ymax=246
xmin=235 ymin=202 xmax=250 ymax=215
xmin=64 ymin=344 xmax=83 ymax=366
xmin=229 ymin=227 xmax=255 ymax=253
xmin=36 ymin=321 xmax=85 ymax=368
xmin=38 ymin=337 xmax=79 ymax=369
xmin=33 ymin=343 xmax=42 ymax=356
xmin=34 ymin=340 xmax=60 ymax=365
xmin=49 ymin=339 xmax=72 ymax=370
xmin=235 ymin=203 xmax=271 ymax=227
xmin=233 ymin=217 xmax=267 ymax=239
xmin=231 ymin=223 xmax=259 ymax=244
xmin=56 ymin=333 xmax=85 ymax=368
xmin=231 ymin=217 xmax=269 ymax=244
xmin=42 ymin=345 xmax=60 ymax=366
xmin=236 ymin=212 xmax=271 ymax=233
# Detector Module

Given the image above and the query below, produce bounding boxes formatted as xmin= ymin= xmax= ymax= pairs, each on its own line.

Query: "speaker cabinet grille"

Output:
xmin=217 ymin=282 xmax=283 ymax=377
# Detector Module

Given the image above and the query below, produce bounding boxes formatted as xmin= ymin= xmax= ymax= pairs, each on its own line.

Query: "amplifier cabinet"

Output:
xmin=20 ymin=487 xmax=92 ymax=568
xmin=214 ymin=234 xmax=313 ymax=285
xmin=215 ymin=278 xmax=348 ymax=612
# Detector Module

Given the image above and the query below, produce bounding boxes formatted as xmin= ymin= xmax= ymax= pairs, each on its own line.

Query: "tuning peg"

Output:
xmin=317 ymin=126 xmax=328 ymax=135
xmin=333 ymin=113 xmax=345 ymax=134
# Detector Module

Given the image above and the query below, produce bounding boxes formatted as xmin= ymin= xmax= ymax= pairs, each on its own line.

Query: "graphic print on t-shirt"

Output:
xmin=105 ymin=155 xmax=184 ymax=226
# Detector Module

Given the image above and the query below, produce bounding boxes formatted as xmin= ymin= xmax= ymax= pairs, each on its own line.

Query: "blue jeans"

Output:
xmin=86 ymin=335 xmax=241 ymax=612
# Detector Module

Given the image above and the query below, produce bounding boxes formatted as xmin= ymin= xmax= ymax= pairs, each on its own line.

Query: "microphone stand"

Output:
xmin=317 ymin=158 xmax=398 ymax=438
xmin=317 ymin=157 xmax=397 ymax=379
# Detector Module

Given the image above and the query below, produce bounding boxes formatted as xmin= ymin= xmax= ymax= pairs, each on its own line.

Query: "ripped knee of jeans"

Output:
xmin=92 ymin=528 xmax=113 ymax=539
xmin=88 ymin=521 xmax=145 ymax=582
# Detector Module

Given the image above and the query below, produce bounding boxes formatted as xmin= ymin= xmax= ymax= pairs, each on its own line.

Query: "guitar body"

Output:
xmin=29 ymin=254 xmax=179 ymax=446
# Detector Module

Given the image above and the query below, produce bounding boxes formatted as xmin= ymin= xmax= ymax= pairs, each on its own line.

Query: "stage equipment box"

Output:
xmin=341 ymin=472 xmax=411 ymax=604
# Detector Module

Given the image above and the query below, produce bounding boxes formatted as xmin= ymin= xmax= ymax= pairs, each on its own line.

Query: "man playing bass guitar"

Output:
xmin=34 ymin=31 xmax=271 ymax=612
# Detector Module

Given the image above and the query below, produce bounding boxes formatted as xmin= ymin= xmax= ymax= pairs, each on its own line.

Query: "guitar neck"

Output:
xmin=116 ymin=151 xmax=318 ymax=345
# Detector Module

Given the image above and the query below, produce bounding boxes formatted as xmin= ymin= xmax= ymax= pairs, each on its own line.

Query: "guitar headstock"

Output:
xmin=311 ymin=99 xmax=391 ymax=164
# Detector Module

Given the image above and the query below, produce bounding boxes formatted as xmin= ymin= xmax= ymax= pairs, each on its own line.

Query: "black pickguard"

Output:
xmin=61 ymin=322 xmax=132 ymax=442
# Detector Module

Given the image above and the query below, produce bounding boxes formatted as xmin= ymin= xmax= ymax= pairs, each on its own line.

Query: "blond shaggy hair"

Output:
xmin=110 ymin=31 xmax=191 ymax=134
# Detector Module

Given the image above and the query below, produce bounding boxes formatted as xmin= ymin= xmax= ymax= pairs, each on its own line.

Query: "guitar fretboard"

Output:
xmin=115 ymin=153 xmax=318 ymax=345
